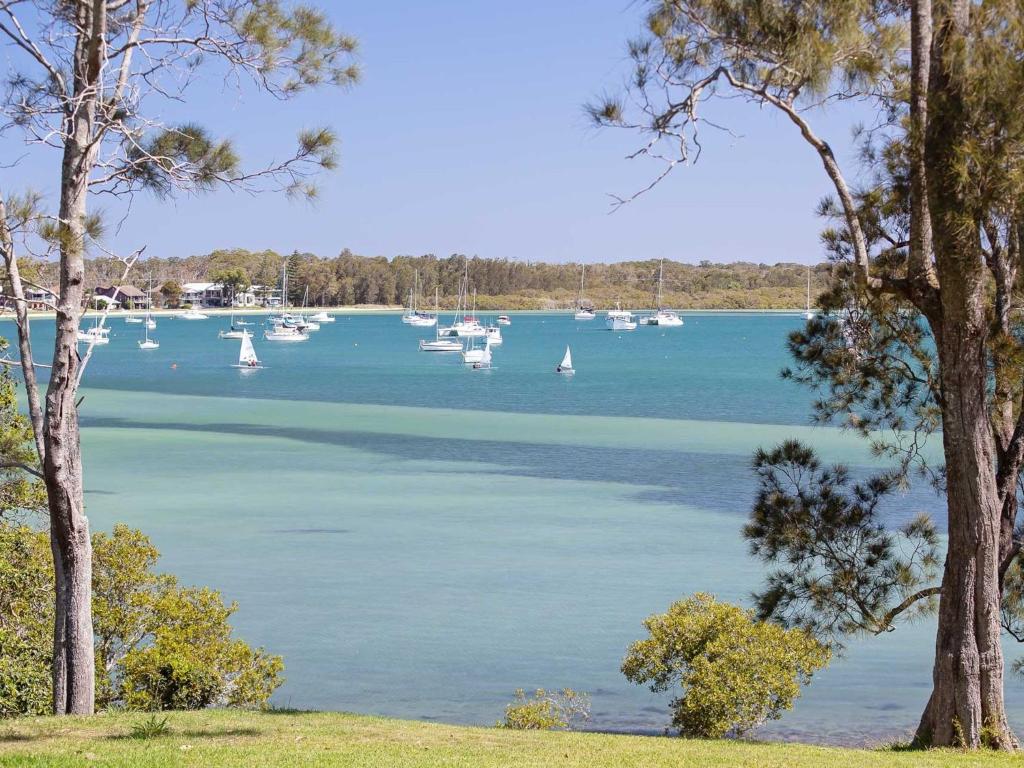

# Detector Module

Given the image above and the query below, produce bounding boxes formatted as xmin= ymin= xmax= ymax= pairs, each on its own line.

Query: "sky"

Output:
xmin=3 ymin=1 xmax=874 ymax=266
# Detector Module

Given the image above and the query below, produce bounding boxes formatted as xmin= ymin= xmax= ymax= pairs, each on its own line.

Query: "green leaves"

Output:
xmin=745 ymin=440 xmax=940 ymax=643
xmin=0 ymin=523 xmax=283 ymax=716
xmin=127 ymin=125 xmax=240 ymax=197
xmin=622 ymin=593 xmax=830 ymax=739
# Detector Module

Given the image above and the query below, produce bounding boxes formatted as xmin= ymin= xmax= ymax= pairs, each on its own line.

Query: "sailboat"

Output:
xmin=402 ymin=271 xmax=437 ymax=326
xmin=574 ymin=265 xmax=595 ymax=320
xmin=144 ymin=311 xmax=156 ymax=330
xmin=649 ymin=260 xmax=684 ymax=327
xmin=471 ymin=338 xmax=493 ymax=370
xmin=76 ymin=316 xmax=110 ymax=345
xmin=138 ymin=323 xmax=159 ymax=349
xmin=124 ymin=310 xmax=142 ymax=324
xmin=556 ymin=346 xmax=574 ymax=375
xmin=232 ymin=330 xmax=265 ymax=368
xmin=218 ymin=314 xmax=248 ymax=339
xmin=437 ymin=268 xmax=485 ymax=337
xmin=420 ymin=287 xmax=463 ymax=351
xmin=804 ymin=268 xmax=814 ymax=320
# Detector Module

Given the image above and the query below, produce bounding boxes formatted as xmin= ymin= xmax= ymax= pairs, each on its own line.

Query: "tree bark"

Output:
xmin=914 ymin=0 xmax=1017 ymax=749
xmin=43 ymin=1 xmax=106 ymax=716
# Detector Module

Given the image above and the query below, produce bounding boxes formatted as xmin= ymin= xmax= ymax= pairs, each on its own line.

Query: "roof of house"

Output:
xmin=97 ymin=285 xmax=147 ymax=299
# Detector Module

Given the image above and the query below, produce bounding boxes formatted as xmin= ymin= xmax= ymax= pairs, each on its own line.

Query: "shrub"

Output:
xmin=500 ymin=688 xmax=590 ymax=731
xmin=622 ymin=593 xmax=830 ymax=738
xmin=0 ymin=523 xmax=283 ymax=716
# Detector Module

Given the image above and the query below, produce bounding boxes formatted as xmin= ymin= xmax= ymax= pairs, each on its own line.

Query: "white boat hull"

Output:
xmin=574 ymin=311 xmax=595 ymax=320
xmin=264 ymin=330 xmax=309 ymax=342
xmin=138 ymin=340 xmax=159 ymax=349
xmin=219 ymin=330 xmax=247 ymax=339
xmin=606 ymin=317 xmax=637 ymax=331
xmin=420 ymin=339 xmax=463 ymax=352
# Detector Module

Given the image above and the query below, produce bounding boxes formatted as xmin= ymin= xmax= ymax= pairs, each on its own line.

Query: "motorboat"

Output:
xmin=607 ymin=313 xmax=637 ymax=331
xmin=264 ymin=326 xmax=309 ymax=342
xmin=497 ymin=315 xmax=511 ymax=326
xmin=309 ymin=311 xmax=335 ymax=323
xmin=181 ymin=306 xmax=208 ymax=320
xmin=574 ymin=308 xmax=596 ymax=321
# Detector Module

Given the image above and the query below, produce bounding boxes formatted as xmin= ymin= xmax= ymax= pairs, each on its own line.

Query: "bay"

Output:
xmin=6 ymin=311 xmax=1013 ymax=744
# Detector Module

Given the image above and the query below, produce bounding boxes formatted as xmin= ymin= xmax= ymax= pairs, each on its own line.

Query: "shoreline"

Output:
xmin=2 ymin=306 xmax=817 ymax=320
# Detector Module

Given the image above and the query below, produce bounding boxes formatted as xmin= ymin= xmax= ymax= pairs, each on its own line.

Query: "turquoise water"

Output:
xmin=8 ymin=312 xmax=1020 ymax=743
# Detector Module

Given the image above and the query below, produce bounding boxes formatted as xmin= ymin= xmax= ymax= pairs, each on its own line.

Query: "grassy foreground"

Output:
xmin=0 ymin=711 xmax=1021 ymax=768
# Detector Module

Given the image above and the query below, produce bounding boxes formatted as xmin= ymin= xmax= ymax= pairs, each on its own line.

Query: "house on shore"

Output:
xmin=94 ymin=285 xmax=150 ymax=309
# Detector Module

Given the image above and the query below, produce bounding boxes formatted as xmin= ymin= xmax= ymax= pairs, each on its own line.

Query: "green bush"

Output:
xmin=622 ymin=593 xmax=830 ymax=739
xmin=500 ymin=688 xmax=590 ymax=731
xmin=0 ymin=524 xmax=283 ymax=716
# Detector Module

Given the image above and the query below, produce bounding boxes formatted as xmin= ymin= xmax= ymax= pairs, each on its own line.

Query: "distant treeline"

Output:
xmin=47 ymin=249 xmax=830 ymax=310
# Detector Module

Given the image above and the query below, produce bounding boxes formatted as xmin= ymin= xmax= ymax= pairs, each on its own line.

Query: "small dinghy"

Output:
xmin=556 ymin=345 xmax=574 ymax=375
xmin=232 ymin=330 xmax=265 ymax=368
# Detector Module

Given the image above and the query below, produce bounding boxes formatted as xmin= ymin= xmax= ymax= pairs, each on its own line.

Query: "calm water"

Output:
xmin=8 ymin=312 xmax=1021 ymax=744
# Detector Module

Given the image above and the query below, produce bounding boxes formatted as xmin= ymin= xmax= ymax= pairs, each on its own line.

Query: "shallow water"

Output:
xmin=7 ymin=312 xmax=1020 ymax=744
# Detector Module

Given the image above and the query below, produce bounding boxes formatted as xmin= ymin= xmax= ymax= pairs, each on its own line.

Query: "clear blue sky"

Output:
xmin=6 ymin=1 xmax=870 ymax=265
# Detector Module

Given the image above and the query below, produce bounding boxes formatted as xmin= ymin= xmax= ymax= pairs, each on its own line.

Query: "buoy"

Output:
xmin=171 ymin=363 xmax=177 ymax=369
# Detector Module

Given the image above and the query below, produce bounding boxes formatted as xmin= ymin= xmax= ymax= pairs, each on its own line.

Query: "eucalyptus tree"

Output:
xmin=0 ymin=0 xmax=357 ymax=715
xmin=592 ymin=0 xmax=1024 ymax=750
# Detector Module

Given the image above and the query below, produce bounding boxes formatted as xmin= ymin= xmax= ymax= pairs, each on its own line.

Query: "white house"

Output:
xmin=181 ymin=282 xmax=226 ymax=307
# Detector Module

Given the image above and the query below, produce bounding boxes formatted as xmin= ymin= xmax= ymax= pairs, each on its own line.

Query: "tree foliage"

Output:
xmin=622 ymin=594 xmax=830 ymax=739
xmin=0 ymin=523 xmax=283 ymax=716
xmin=745 ymin=440 xmax=940 ymax=643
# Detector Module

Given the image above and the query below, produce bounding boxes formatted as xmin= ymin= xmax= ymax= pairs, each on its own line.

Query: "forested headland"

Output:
xmin=53 ymin=249 xmax=827 ymax=310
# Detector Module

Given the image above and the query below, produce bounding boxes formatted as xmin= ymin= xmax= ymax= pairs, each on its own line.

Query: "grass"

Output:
xmin=0 ymin=711 xmax=1022 ymax=767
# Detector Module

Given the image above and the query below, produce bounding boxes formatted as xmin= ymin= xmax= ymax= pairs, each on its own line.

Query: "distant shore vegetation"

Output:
xmin=26 ymin=249 xmax=829 ymax=311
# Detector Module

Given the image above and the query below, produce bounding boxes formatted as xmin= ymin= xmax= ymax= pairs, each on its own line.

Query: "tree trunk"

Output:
xmin=915 ymin=322 xmax=1017 ymax=749
xmin=45 ymin=11 xmax=103 ymax=712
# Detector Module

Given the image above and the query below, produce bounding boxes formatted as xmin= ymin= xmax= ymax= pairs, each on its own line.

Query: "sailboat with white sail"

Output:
xmin=556 ymin=345 xmax=574 ymax=375
xmin=471 ymin=338 xmax=493 ymax=370
xmin=574 ymin=265 xmax=595 ymax=320
xmin=232 ymin=330 xmax=264 ymax=368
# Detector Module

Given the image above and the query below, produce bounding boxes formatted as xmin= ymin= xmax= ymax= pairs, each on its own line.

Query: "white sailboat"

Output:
xmin=218 ymin=315 xmax=248 ymax=339
xmin=556 ymin=346 xmax=574 ymax=375
xmin=420 ymin=286 xmax=464 ymax=351
xmin=471 ymin=338 xmax=493 ymax=370
xmin=77 ymin=316 xmax=110 ymax=345
xmin=648 ymin=260 xmax=684 ymax=326
xmin=144 ymin=312 xmax=157 ymax=330
xmin=804 ymin=268 xmax=814 ymax=320
xmin=138 ymin=324 xmax=159 ymax=349
xmin=574 ymin=265 xmax=595 ymax=320
xmin=232 ymin=330 xmax=264 ymax=368
xmin=124 ymin=311 xmax=142 ymax=324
